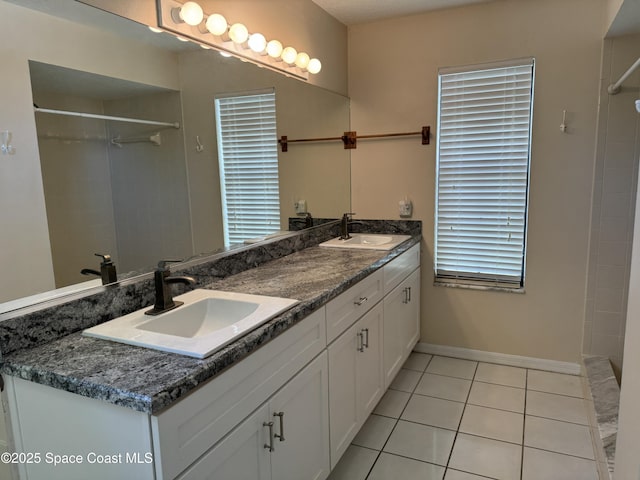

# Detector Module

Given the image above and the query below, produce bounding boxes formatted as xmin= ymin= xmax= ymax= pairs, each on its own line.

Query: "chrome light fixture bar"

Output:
xmin=156 ymin=0 xmax=322 ymax=81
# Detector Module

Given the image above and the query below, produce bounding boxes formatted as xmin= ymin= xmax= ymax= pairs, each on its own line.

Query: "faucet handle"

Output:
xmin=156 ymin=259 xmax=183 ymax=270
xmin=343 ymin=212 xmax=356 ymax=219
xmin=94 ymin=253 xmax=113 ymax=265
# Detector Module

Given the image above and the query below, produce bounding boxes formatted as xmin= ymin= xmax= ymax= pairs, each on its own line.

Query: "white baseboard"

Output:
xmin=414 ymin=342 xmax=581 ymax=375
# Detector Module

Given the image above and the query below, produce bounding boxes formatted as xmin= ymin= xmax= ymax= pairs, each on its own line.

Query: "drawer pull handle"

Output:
xmin=357 ymin=331 xmax=365 ymax=352
xmin=274 ymin=412 xmax=285 ymax=442
xmin=362 ymin=328 xmax=369 ymax=349
xmin=408 ymin=286 xmax=411 ymax=302
xmin=402 ymin=287 xmax=409 ymax=304
xmin=354 ymin=296 xmax=368 ymax=306
xmin=263 ymin=421 xmax=275 ymax=452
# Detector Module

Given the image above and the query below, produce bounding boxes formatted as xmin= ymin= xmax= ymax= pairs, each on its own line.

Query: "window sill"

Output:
xmin=434 ymin=280 xmax=525 ymax=294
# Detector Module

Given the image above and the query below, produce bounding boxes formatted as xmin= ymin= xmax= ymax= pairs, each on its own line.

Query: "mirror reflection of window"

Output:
xmin=215 ymin=89 xmax=281 ymax=247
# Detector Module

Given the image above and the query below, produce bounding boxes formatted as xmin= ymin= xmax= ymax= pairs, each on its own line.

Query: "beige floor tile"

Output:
xmin=426 ymin=356 xmax=478 ymax=380
xmin=449 ymin=433 xmax=522 ymax=480
xmin=475 ymin=363 xmax=526 ymax=388
xmin=445 ymin=469 xmax=493 ymax=480
xmin=524 ymin=415 xmax=595 ymax=459
xmin=390 ymin=368 xmax=422 ymax=393
xmin=459 ymin=404 xmax=524 ymax=444
xmin=352 ymin=414 xmax=396 ymax=450
xmin=522 ymin=447 xmax=599 ymax=480
xmin=414 ymin=373 xmax=472 ymax=402
xmin=401 ymin=394 xmax=465 ymax=430
xmin=527 ymin=370 xmax=583 ymax=398
xmin=367 ymin=452 xmax=445 ymax=480
xmin=384 ymin=420 xmax=456 ymax=466
xmin=373 ymin=389 xmax=411 ymax=418
xmin=403 ymin=352 xmax=433 ymax=372
xmin=526 ymin=390 xmax=589 ymax=425
xmin=467 ymin=381 xmax=525 ymax=413
xmin=326 ymin=445 xmax=378 ymax=480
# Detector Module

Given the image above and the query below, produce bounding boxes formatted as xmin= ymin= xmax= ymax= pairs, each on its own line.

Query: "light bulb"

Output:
xmin=307 ymin=58 xmax=322 ymax=74
xmin=266 ymin=40 xmax=283 ymax=59
xmin=248 ymin=33 xmax=267 ymax=53
xmin=148 ymin=26 xmax=163 ymax=33
xmin=179 ymin=2 xmax=204 ymax=26
xmin=229 ymin=23 xmax=249 ymax=44
xmin=281 ymin=47 xmax=297 ymax=65
xmin=295 ymin=52 xmax=310 ymax=69
xmin=206 ymin=13 xmax=227 ymax=36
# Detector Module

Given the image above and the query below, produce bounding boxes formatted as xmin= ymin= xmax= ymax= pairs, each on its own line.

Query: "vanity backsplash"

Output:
xmin=0 ymin=220 xmax=421 ymax=359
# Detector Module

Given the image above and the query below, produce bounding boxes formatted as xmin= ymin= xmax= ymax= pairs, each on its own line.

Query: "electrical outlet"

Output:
xmin=294 ymin=199 xmax=307 ymax=214
xmin=399 ymin=199 xmax=412 ymax=218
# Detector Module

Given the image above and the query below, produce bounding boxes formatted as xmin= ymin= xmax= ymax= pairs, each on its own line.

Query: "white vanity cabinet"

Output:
xmin=383 ymin=269 xmax=421 ymax=388
xmin=176 ymin=352 xmax=330 ymax=480
xmin=327 ymin=303 xmax=384 ymax=468
xmin=5 ymin=241 xmax=421 ymax=480
xmin=152 ymin=308 xmax=327 ymax=480
xmin=382 ymin=244 xmax=421 ymax=388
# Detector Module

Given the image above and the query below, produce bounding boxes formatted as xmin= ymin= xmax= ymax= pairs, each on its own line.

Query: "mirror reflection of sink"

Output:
xmin=83 ymin=289 xmax=299 ymax=358
xmin=319 ymin=233 xmax=411 ymax=251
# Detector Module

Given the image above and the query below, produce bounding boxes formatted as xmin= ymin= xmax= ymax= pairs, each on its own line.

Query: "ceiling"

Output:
xmin=312 ymin=0 xmax=495 ymax=25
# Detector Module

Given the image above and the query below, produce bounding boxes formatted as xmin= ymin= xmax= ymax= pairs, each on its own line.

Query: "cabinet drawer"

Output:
xmin=384 ymin=243 xmax=420 ymax=294
xmin=152 ymin=307 xmax=326 ymax=480
xmin=326 ymin=269 xmax=384 ymax=344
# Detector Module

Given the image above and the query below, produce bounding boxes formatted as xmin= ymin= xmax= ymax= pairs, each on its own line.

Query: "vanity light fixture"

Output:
xmin=156 ymin=0 xmax=321 ymax=80
xmin=228 ymin=23 xmax=249 ymax=44
xmin=172 ymin=1 xmax=204 ymax=26
xmin=266 ymin=40 xmax=284 ymax=59
xmin=248 ymin=33 xmax=267 ymax=54
xmin=205 ymin=13 xmax=228 ymax=36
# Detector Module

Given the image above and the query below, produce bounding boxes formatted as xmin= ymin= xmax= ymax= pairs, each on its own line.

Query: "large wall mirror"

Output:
xmin=0 ymin=0 xmax=350 ymax=312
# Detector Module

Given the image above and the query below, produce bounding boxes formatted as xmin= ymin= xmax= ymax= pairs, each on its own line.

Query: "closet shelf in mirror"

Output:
xmin=34 ymin=107 xmax=180 ymax=129
xmin=278 ymin=126 xmax=430 ymax=152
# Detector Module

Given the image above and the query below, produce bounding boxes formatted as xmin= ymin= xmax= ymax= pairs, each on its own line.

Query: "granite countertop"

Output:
xmin=1 ymin=237 xmax=420 ymax=415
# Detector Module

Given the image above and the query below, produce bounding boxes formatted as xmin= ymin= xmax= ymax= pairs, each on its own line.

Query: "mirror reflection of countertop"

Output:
xmin=0 ymin=236 xmax=420 ymax=414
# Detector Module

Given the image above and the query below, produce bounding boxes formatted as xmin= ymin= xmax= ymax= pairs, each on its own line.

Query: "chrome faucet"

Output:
xmin=145 ymin=260 xmax=196 ymax=316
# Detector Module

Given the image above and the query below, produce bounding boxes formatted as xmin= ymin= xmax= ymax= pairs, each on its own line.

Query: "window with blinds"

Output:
xmin=215 ymin=90 xmax=280 ymax=248
xmin=434 ymin=58 xmax=534 ymax=288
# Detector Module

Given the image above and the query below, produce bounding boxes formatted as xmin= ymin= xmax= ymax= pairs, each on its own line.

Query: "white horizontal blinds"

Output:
xmin=435 ymin=60 xmax=534 ymax=286
xmin=215 ymin=91 xmax=280 ymax=247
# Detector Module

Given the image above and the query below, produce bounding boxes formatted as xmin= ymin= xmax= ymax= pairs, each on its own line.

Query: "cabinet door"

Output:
xmin=328 ymin=321 xmax=360 ymax=469
xmin=177 ymin=404 xmax=271 ymax=480
xmin=383 ymin=268 xmax=421 ymax=389
xmin=356 ymin=302 xmax=384 ymax=418
xmin=270 ymin=352 xmax=330 ymax=480
xmin=401 ymin=269 xmax=421 ymax=359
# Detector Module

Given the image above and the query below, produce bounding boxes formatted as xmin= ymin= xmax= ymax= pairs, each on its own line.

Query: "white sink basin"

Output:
xmin=83 ymin=289 xmax=299 ymax=358
xmin=319 ymin=233 xmax=411 ymax=251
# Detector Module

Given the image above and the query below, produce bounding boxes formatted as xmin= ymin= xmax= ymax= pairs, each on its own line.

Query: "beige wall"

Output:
xmin=584 ymin=33 xmax=640 ymax=375
xmin=349 ymin=0 xmax=603 ymax=363
xmin=0 ymin=1 xmax=179 ymax=303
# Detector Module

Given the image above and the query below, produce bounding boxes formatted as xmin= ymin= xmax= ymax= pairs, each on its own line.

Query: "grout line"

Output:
xmin=443 ymin=359 xmax=479 ymax=472
xmin=521 ymin=368 xmax=529 ymax=480
xmin=524 ymin=445 xmax=600 ymax=463
xmin=364 ymin=355 xmax=434 ymax=480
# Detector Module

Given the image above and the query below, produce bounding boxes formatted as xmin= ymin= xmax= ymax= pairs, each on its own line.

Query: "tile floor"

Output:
xmin=328 ymin=353 xmax=601 ymax=480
